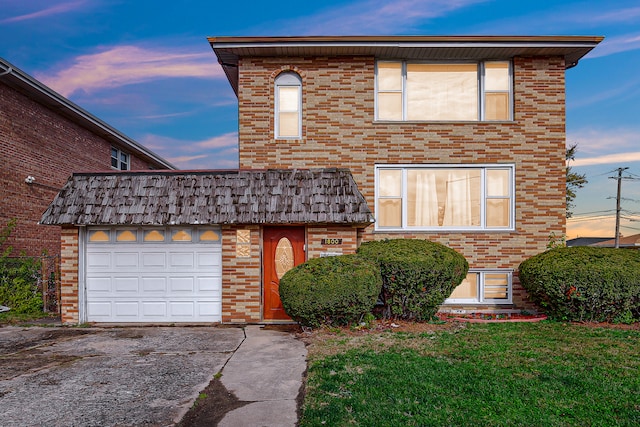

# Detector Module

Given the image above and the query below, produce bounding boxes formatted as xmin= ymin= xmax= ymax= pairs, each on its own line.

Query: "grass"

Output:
xmin=301 ymin=322 xmax=640 ymax=426
xmin=0 ymin=310 xmax=59 ymax=325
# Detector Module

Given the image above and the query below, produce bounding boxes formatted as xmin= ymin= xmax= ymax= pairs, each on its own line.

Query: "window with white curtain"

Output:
xmin=275 ymin=72 xmax=302 ymax=138
xmin=445 ymin=270 xmax=513 ymax=304
xmin=376 ymin=60 xmax=511 ymax=121
xmin=375 ymin=165 xmax=514 ymax=231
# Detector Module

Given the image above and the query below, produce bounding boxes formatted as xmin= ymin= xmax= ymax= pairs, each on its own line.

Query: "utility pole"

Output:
xmin=610 ymin=167 xmax=629 ymax=248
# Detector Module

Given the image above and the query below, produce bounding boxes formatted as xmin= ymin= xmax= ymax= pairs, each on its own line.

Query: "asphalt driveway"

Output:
xmin=0 ymin=326 xmax=245 ymax=426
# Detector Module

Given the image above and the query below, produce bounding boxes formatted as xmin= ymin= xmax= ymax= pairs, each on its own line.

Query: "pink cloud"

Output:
xmin=195 ymin=133 xmax=239 ymax=149
xmin=37 ymin=45 xmax=224 ymax=97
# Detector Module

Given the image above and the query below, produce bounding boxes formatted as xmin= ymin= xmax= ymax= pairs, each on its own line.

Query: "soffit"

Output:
xmin=209 ymin=35 xmax=604 ymax=95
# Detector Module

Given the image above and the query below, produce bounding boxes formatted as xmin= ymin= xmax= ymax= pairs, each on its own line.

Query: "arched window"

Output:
xmin=274 ymin=72 xmax=302 ymax=139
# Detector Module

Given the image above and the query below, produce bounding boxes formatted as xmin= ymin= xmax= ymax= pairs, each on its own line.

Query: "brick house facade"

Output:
xmin=210 ymin=35 xmax=603 ymax=317
xmin=0 ymin=58 xmax=174 ymax=259
xmin=42 ymin=36 xmax=602 ymax=324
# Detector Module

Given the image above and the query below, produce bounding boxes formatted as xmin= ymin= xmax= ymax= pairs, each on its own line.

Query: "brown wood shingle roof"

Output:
xmin=40 ymin=169 xmax=374 ymax=226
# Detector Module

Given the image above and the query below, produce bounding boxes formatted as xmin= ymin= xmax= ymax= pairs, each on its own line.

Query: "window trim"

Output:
xmin=111 ymin=147 xmax=130 ymax=170
xmin=274 ymin=72 xmax=302 ymax=139
xmin=375 ymin=60 xmax=513 ymax=122
xmin=374 ymin=164 xmax=515 ymax=232
xmin=444 ymin=269 xmax=513 ymax=304
xmin=86 ymin=227 xmax=222 ymax=244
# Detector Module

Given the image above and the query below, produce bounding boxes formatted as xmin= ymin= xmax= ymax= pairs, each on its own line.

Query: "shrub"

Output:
xmin=357 ymin=239 xmax=468 ymax=320
xmin=279 ymin=254 xmax=382 ymax=328
xmin=0 ymin=257 xmax=43 ymax=314
xmin=0 ymin=219 xmax=44 ymax=314
xmin=519 ymin=247 xmax=640 ymax=322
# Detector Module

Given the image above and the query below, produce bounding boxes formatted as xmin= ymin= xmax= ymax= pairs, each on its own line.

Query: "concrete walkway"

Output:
xmin=219 ymin=325 xmax=308 ymax=427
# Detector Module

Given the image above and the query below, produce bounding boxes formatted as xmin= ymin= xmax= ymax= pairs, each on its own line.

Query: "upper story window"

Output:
xmin=275 ymin=72 xmax=302 ymax=139
xmin=111 ymin=147 xmax=130 ymax=170
xmin=375 ymin=164 xmax=514 ymax=231
xmin=375 ymin=60 xmax=512 ymax=121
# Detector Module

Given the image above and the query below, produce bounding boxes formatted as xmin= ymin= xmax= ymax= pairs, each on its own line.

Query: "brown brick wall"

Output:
xmin=236 ymin=55 xmax=568 ymax=311
xmin=0 ymin=83 xmax=159 ymax=258
xmin=306 ymin=226 xmax=359 ymax=258
xmin=59 ymin=227 xmax=79 ymax=324
xmin=221 ymin=225 xmax=262 ymax=322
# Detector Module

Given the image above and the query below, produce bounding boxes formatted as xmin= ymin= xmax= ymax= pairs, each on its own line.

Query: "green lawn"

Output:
xmin=301 ymin=322 xmax=640 ymax=426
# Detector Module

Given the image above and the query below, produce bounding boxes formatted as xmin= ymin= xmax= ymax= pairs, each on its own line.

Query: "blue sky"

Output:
xmin=1 ymin=0 xmax=639 ymax=239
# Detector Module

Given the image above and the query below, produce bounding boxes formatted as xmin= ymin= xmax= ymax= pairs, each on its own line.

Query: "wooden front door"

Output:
xmin=263 ymin=226 xmax=305 ymax=320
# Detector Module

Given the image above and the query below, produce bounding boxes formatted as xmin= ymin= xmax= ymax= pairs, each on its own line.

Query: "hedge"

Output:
xmin=279 ymin=254 xmax=382 ymax=328
xmin=519 ymin=247 xmax=640 ymax=322
xmin=357 ymin=239 xmax=468 ymax=320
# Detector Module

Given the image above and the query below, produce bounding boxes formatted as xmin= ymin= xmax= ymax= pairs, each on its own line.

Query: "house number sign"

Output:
xmin=321 ymin=238 xmax=342 ymax=245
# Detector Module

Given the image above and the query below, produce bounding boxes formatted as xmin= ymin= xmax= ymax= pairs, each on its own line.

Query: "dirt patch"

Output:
xmin=0 ymin=328 xmax=91 ymax=355
xmin=0 ymin=350 xmax=80 ymax=380
xmin=177 ymin=376 xmax=247 ymax=426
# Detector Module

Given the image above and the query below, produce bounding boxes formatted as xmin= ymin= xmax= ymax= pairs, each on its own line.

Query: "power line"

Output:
xmin=610 ymin=167 xmax=631 ymax=248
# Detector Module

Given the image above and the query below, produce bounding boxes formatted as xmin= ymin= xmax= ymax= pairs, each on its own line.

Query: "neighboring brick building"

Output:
xmin=42 ymin=35 xmax=602 ymax=324
xmin=0 ymin=58 xmax=174 ymax=259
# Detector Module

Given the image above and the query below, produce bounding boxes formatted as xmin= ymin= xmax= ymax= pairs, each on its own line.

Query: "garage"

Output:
xmin=85 ymin=226 xmax=222 ymax=322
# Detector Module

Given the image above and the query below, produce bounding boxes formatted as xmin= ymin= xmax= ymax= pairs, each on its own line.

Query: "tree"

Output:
xmin=566 ymin=144 xmax=588 ymax=218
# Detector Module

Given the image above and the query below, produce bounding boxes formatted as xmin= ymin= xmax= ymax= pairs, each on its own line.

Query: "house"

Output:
xmin=568 ymin=234 xmax=640 ymax=248
xmin=41 ymin=35 xmax=602 ymax=324
xmin=0 ymin=58 xmax=174 ymax=262
xmin=566 ymin=237 xmax=613 ymax=247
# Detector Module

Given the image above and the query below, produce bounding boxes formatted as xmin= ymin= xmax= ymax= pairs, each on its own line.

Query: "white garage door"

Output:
xmin=85 ymin=227 xmax=222 ymax=323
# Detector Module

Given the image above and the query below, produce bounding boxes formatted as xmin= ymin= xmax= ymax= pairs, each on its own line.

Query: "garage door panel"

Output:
xmin=114 ymin=252 xmax=139 ymax=268
xmin=142 ymin=252 xmax=166 ymax=268
xmin=197 ymin=277 xmax=221 ymax=291
xmin=87 ymin=302 xmax=112 ymax=317
xmin=141 ymin=277 xmax=167 ymax=292
xmin=170 ymin=277 xmax=195 ymax=292
xmin=87 ymin=277 xmax=112 ymax=292
xmin=115 ymin=302 xmax=140 ymax=317
xmin=86 ymin=227 xmax=222 ymax=323
xmin=170 ymin=252 xmax=195 ymax=268
xmin=169 ymin=302 xmax=195 ymax=316
xmin=114 ymin=277 xmax=139 ymax=292
xmin=87 ymin=252 xmax=111 ymax=268
xmin=197 ymin=252 xmax=221 ymax=267
xmin=142 ymin=302 xmax=167 ymax=317
xmin=198 ymin=302 xmax=221 ymax=316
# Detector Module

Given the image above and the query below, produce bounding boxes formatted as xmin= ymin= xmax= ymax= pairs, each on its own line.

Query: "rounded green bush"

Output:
xmin=279 ymin=254 xmax=382 ymax=328
xmin=519 ymin=247 xmax=640 ymax=322
xmin=357 ymin=239 xmax=468 ymax=320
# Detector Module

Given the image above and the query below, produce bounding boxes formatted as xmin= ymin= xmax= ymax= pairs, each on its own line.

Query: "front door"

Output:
xmin=263 ymin=226 xmax=305 ymax=320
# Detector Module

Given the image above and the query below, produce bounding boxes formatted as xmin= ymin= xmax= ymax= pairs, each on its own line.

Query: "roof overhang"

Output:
xmin=0 ymin=58 xmax=176 ymax=170
xmin=40 ymin=169 xmax=375 ymax=227
xmin=208 ymin=35 xmax=604 ymax=95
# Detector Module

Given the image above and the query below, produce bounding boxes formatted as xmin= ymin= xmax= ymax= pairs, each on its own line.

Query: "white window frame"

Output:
xmin=444 ymin=269 xmax=513 ymax=304
xmin=274 ymin=72 xmax=302 ymax=139
xmin=111 ymin=147 xmax=130 ymax=170
xmin=375 ymin=60 xmax=513 ymax=122
xmin=374 ymin=164 xmax=515 ymax=232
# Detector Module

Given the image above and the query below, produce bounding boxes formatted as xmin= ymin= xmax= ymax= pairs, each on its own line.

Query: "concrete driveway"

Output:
xmin=0 ymin=326 xmax=245 ymax=426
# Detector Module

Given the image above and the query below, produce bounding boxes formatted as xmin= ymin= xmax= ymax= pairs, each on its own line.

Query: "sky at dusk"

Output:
xmin=1 ymin=0 xmax=639 ymax=239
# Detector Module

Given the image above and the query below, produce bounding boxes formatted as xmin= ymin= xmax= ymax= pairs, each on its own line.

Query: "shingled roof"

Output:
xmin=40 ymin=169 xmax=374 ymax=226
